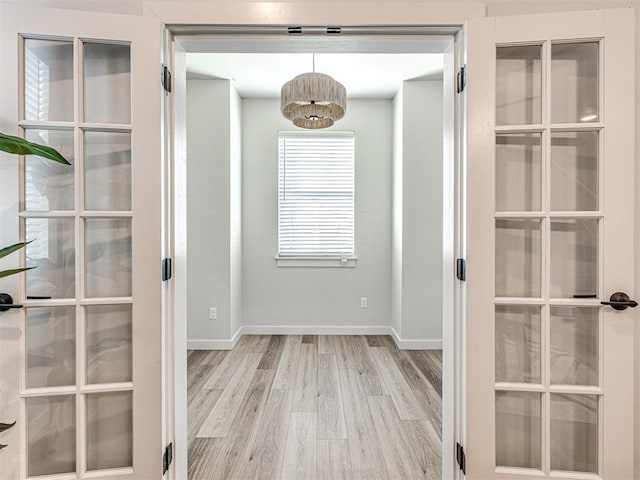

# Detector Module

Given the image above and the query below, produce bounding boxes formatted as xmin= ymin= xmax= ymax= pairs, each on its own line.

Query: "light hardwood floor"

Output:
xmin=188 ymin=335 xmax=442 ymax=480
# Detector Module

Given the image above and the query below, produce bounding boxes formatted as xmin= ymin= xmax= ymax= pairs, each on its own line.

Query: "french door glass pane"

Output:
xmin=550 ymin=394 xmax=598 ymax=473
xmin=496 ymin=45 xmax=542 ymax=126
xmin=550 ymin=307 xmax=598 ymax=386
xmin=551 ymin=43 xmax=599 ymax=124
xmin=496 ymin=133 xmax=542 ymax=211
xmin=21 ymin=32 xmax=136 ymax=479
xmin=495 ymin=32 xmax=602 ymax=476
xmin=551 ymin=131 xmax=598 ymax=211
xmin=86 ymin=391 xmax=133 ymax=470
xmin=84 ymin=131 xmax=132 ymax=211
xmin=26 ymin=307 xmax=75 ymax=388
xmin=550 ymin=219 xmax=598 ymax=298
xmin=25 ymin=129 xmax=75 ymax=211
xmin=83 ymin=43 xmax=131 ymax=124
xmin=26 ymin=395 xmax=76 ymax=477
xmin=26 ymin=217 xmax=75 ymax=299
xmin=24 ymin=39 xmax=73 ymax=122
xmin=496 ymin=391 xmax=542 ymax=469
xmin=85 ymin=218 xmax=132 ymax=298
xmin=495 ymin=305 xmax=541 ymax=383
xmin=86 ymin=304 xmax=132 ymax=384
xmin=495 ymin=219 xmax=541 ymax=297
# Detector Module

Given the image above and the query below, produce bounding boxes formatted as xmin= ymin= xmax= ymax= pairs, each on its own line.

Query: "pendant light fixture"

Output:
xmin=281 ymin=54 xmax=347 ymax=129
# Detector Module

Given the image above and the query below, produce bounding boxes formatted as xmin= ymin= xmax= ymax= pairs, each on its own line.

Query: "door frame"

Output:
xmin=155 ymin=2 xmax=480 ymax=477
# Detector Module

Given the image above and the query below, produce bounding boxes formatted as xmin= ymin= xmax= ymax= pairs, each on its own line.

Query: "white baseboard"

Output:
xmin=390 ymin=327 xmax=442 ymax=350
xmin=187 ymin=326 xmax=243 ymax=350
xmin=188 ymin=325 xmax=442 ymax=351
xmin=241 ymin=325 xmax=390 ymax=335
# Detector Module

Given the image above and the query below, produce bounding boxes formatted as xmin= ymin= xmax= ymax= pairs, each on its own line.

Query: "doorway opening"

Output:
xmin=167 ymin=28 xmax=463 ymax=479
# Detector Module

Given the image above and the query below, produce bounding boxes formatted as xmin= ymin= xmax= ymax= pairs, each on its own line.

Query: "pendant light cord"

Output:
xmin=312 ymin=52 xmax=315 ymax=73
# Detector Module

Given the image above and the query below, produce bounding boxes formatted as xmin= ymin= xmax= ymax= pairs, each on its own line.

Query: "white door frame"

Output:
xmin=152 ymin=3 xmax=484 ymax=479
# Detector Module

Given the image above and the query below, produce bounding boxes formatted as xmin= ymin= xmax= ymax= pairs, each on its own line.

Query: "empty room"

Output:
xmin=1 ymin=3 xmax=637 ymax=480
xmin=182 ymin=36 xmax=449 ymax=479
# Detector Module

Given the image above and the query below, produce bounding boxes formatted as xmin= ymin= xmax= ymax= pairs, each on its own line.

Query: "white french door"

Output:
xmin=0 ymin=6 xmax=163 ymax=480
xmin=465 ymin=8 xmax=635 ymax=479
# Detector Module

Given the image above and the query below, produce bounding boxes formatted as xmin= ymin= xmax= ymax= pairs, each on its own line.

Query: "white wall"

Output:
xmin=391 ymin=80 xmax=445 ymax=345
xmin=229 ymin=84 xmax=242 ymax=337
xmin=186 ymin=79 xmax=242 ymax=346
xmin=401 ymin=80 xmax=444 ymax=341
xmin=0 ymin=0 xmax=144 ymax=15
xmin=242 ymin=98 xmax=393 ymax=329
xmin=391 ymin=88 xmax=404 ymax=336
xmin=187 ymin=89 xmax=445 ymax=341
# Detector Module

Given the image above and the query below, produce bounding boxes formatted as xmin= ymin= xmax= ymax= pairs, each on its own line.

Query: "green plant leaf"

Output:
xmin=0 ymin=132 xmax=70 ymax=165
xmin=0 ymin=241 xmax=32 ymax=261
xmin=0 ymin=267 xmax=35 ymax=279
xmin=0 ymin=420 xmax=11 ymax=451
xmin=0 ymin=422 xmax=15 ymax=434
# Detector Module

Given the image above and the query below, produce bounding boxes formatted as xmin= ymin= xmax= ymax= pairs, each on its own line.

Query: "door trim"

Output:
xmin=148 ymin=1 xmax=485 ymax=28
xmin=161 ymin=19 xmax=467 ymax=479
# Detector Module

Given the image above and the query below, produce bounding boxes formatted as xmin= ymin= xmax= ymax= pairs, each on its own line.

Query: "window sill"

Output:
xmin=275 ymin=255 xmax=357 ymax=268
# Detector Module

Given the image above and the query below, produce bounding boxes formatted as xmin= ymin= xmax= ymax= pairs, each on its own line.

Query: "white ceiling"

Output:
xmin=186 ymin=53 xmax=443 ymax=99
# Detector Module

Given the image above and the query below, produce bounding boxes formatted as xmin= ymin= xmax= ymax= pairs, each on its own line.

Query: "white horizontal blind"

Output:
xmin=278 ymin=133 xmax=355 ymax=256
xmin=25 ymin=46 xmax=50 ymax=121
xmin=24 ymin=49 xmax=51 ymax=258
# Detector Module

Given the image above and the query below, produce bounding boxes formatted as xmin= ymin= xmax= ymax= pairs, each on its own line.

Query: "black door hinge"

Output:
xmin=161 ymin=63 xmax=172 ymax=93
xmin=162 ymin=258 xmax=172 ymax=282
xmin=456 ymin=64 xmax=466 ymax=93
xmin=456 ymin=442 xmax=466 ymax=475
xmin=456 ymin=258 xmax=466 ymax=282
xmin=163 ymin=442 xmax=173 ymax=475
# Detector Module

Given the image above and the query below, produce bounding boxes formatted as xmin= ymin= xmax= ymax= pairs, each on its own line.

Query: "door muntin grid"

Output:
xmin=494 ymin=39 xmax=604 ymax=477
xmin=19 ymin=35 xmax=133 ymax=478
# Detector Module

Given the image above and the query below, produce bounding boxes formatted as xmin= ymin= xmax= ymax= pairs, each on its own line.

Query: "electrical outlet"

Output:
xmin=360 ymin=297 xmax=368 ymax=308
xmin=209 ymin=307 xmax=217 ymax=320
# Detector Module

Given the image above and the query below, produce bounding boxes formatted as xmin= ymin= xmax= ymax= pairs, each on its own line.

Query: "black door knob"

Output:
xmin=0 ymin=293 xmax=24 ymax=312
xmin=601 ymin=292 xmax=638 ymax=311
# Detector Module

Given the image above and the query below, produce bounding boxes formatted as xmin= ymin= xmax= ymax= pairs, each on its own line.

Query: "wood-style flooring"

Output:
xmin=188 ymin=335 xmax=442 ymax=480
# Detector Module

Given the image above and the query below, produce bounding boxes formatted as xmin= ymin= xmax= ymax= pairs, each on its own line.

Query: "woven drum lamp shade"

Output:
xmin=281 ymin=72 xmax=346 ymax=129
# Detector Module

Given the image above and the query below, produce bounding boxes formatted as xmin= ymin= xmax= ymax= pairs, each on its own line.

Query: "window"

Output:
xmin=278 ymin=132 xmax=355 ymax=258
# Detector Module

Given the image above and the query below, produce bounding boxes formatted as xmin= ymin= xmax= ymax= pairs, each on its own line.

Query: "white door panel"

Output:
xmin=0 ymin=6 xmax=162 ymax=479
xmin=465 ymin=8 xmax=634 ymax=479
